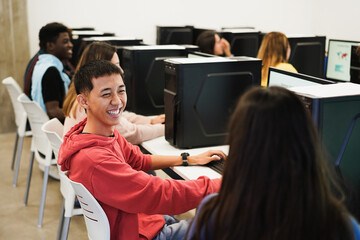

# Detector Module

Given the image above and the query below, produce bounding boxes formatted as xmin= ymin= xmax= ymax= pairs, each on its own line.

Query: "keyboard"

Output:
xmin=206 ymin=160 xmax=224 ymax=174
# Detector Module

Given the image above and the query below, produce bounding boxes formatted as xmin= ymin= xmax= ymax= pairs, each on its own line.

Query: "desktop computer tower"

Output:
xmin=70 ymin=30 xmax=115 ymax=66
xmin=287 ymin=36 xmax=326 ymax=78
xmin=76 ymin=36 xmax=144 ymax=69
xmin=293 ymin=83 xmax=360 ymax=218
xmin=219 ymin=30 xmax=260 ymax=57
xmin=294 ymin=83 xmax=360 ymax=166
xmin=156 ymin=26 xmax=194 ymax=45
xmin=121 ymin=45 xmax=190 ymax=115
xmin=164 ymin=57 xmax=262 ymax=148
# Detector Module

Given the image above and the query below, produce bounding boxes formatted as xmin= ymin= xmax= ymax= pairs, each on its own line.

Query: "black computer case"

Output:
xmin=164 ymin=57 xmax=262 ymax=148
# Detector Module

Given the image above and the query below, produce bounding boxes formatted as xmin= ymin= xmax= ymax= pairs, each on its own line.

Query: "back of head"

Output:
xmin=74 ymin=60 xmax=121 ymax=95
xmin=75 ymin=42 xmax=116 ymax=72
xmin=39 ymin=22 xmax=70 ymax=50
xmin=193 ymin=86 xmax=353 ymax=240
xmin=196 ymin=30 xmax=216 ymax=54
xmin=257 ymin=32 xmax=289 ymax=82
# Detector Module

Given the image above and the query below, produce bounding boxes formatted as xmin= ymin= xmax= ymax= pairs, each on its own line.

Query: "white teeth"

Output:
xmin=108 ymin=109 xmax=120 ymax=115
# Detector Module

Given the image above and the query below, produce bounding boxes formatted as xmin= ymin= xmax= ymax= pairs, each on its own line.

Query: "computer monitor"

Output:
xmin=350 ymin=45 xmax=360 ymax=84
xmin=192 ymin=27 xmax=215 ymax=45
xmin=70 ymin=30 xmax=115 ymax=66
xmin=326 ymin=39 xmax=360 ymax=82
xmin=156 ymin=26 xmax=194 ymax=45
xmin=76 ymin=36 xmax=144 ymax=68
xmin=121 ymin=45 xmax=190 ymax=115
xmin=219 ymin=29 xmax=260 ymax=57
xmin=164 ymin=57 xmax=262 ymax=148
xmin=287 ymin=35 xmax=326 ymax=78
xmin=268 ymin=67 xmax=335 ymax=89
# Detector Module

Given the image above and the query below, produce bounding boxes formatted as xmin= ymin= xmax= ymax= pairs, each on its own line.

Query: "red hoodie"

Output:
xmin=58 ymin=118 xmax=221 ymax=240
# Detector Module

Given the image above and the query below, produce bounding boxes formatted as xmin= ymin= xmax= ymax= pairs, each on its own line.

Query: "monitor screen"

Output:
xmin=326 ymin=39 xmax=360 ymax=82
xmin=268 ymin=67 xmax=335 ymax=89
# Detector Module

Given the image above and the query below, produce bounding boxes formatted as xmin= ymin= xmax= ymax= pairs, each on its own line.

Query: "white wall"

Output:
xmin=312 ymin=0 xmax=360 ymax=42
xmin=27 ymin=0 xmax=359 ymax=57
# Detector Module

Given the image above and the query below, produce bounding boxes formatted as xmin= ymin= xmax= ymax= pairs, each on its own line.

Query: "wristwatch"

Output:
xmin=181 ymin=152 xmax=190 ymax=166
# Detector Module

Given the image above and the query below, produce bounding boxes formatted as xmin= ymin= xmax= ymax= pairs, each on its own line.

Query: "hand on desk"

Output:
xmin=189 ymin=150 xmax=227 ymax=165
xmin=151 ymin=114 xmax=165 ymax=124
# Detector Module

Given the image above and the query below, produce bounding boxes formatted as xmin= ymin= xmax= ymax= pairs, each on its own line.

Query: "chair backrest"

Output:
xmin=17 ymin=93 xmax=52 ymax=163
xmin=70 ymin=180 xmax=110 ymax=240
xmin=2 ymin=77 xmax=28 ymax=136
xmin=42 ymin=118 xmax=79 ymax=216
xmin=42 ymin=118 xmax=64 ymax=159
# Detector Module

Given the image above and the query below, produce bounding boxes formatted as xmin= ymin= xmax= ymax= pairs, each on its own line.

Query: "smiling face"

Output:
xmin=78 ymin=73 xmax=126 ymax=136
xmin=47 ymin=32 xmax=73 ymax=61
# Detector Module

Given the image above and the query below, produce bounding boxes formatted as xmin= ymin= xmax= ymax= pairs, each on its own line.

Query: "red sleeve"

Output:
xmin=115 ymin=131 xmax=151 ymax=172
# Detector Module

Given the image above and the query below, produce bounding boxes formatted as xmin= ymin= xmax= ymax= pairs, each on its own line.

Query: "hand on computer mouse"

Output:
xmin=189 ymin=150 xmax=227 ymax=165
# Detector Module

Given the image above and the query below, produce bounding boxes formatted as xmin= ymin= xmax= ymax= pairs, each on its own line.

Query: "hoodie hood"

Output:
xmin=58 ymin=117 xmax=117 ymax=172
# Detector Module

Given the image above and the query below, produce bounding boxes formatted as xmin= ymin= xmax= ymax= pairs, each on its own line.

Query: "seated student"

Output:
xmin=30 ymin=22 xmax=74 ymax=123
xmin=196 ymin=30 xmax=232 ymax=57
xmin=185 ymin=86 xmax=360 ymax=240
xmin=257 ymin=31 xmax=297 ymax=87
xmin=58 ymin=60 xmax=226 ymax=240
xmin=63 ymin=42 xmax=165 ymax=144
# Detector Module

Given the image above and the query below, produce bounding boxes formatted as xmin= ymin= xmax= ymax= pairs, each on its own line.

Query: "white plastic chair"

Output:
xmin=42 ymin=118 xmax=82 ymax=240
xmin=70 ymin=179 xmax=110 ymax=240
xmin=2 ymin=77 xmax=32 ymax=187
xmin=17 ymin=93 xmax=57 ymax=227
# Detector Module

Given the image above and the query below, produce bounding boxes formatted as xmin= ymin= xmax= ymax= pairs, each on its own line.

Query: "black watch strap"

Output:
xmin=181 ymin=152 xmax=190 ymax=166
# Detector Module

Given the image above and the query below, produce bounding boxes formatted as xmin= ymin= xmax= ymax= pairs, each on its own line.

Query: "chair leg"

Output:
xmin=61 ymin=217 xmax=71 ymax=240
xmin=13 ymin=136 xmax=24 ymax=187
xmin=37 ymin=165 xmax=50 ymax=227
xmin=57 ymin=200 xmax=65 ymax=240
xmin=11 ymin=132 xmax=19 ymax=170
xmin=24 ymin=152 xmax=34 ymax=206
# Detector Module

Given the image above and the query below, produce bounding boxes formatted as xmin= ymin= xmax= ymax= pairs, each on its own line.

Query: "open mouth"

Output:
xmin=107 ymin=108 xmax=121 ymax=116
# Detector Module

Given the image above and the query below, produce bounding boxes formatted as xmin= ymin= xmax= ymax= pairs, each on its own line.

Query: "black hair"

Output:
xmin=74 ymin=60 xmax=122 ymax=95
xmin=196 ymin=30 xmax=216 ymax=54
xmin=39 ymin=22 xmax=70 ymax=50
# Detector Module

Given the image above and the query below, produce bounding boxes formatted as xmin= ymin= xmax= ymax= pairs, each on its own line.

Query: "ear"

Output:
xmin=46 ymin=41 xmax=55 ymax=53
xmin=77 ymin=93 xmax=89 ymax=110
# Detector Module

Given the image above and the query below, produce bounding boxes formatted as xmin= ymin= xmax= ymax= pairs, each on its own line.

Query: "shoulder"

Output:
xmin=349 ymin=217 xmax=360 ymax=240
xmin=275 ymin=63 xmax=298 ymax=73
xmin=197 ymin=193 xmax=217 ymax=212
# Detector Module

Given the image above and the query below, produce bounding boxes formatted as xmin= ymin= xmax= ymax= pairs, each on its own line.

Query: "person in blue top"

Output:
xmin=30 ymin=22 xmax=73 ymax=123
xmin=186 ymin=86 xmax=360 ymax=240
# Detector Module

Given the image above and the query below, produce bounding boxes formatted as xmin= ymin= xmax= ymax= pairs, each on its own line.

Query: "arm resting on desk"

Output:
xmin=149 ymin=150 xmax=227 ymax=170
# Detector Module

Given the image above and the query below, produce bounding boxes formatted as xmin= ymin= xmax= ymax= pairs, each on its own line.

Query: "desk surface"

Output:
xmin=141 ymin=136 xmax=228 ymax=180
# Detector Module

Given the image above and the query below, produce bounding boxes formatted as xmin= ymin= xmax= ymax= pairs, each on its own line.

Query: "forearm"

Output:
xmin=150 ymin=155 xmax=196 ymax=170
xmin=149 ymin=155 xmax=181 ymax=170
xmin=47 ymin=107 xmax=65 ymax=123
xmin=149 ymin=149 xmax=226 ymax=170
xmin=45 ymin=101 xmax=65 ymax=123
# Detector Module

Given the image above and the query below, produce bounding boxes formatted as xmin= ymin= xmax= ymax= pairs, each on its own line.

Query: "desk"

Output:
xmin=141 ymin=136 xmax=228 ymax=180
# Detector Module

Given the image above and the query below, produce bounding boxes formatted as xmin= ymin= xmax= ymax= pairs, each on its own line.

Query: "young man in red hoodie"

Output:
xmin=58 ymin=60 xmax=225 ymax=240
